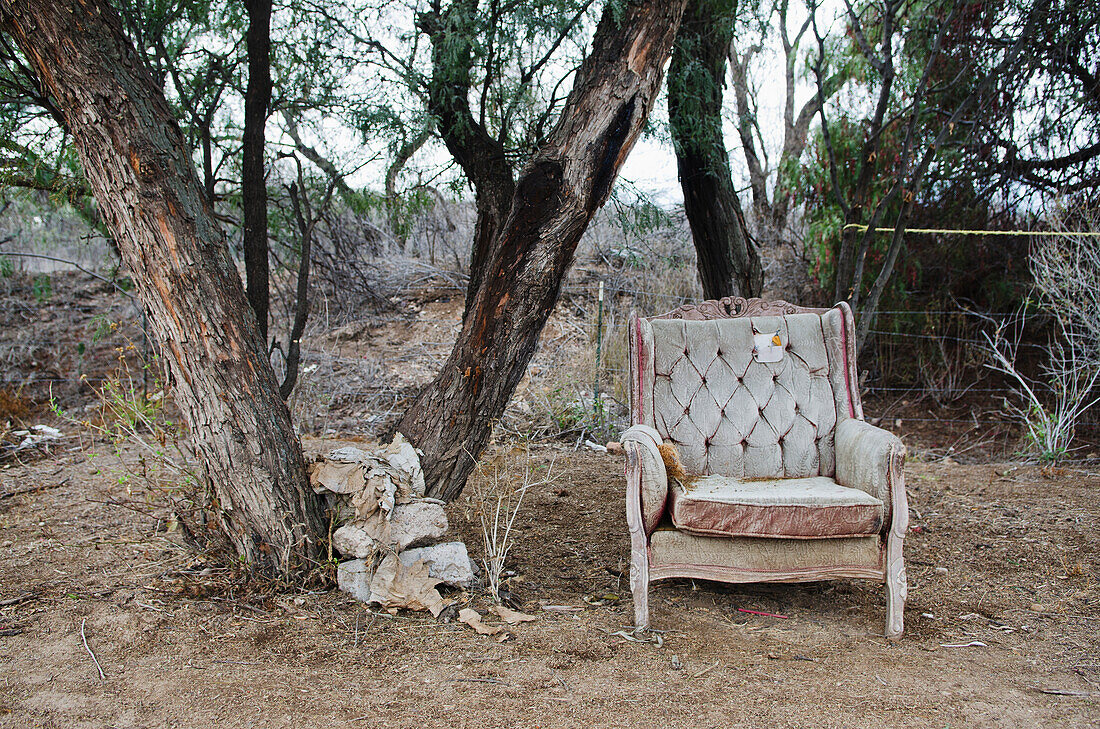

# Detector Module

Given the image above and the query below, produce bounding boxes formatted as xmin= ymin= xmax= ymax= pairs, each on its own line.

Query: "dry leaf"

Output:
xmin=489 ymin=605 xmax=537 ymax=625
xmin=385 ymin=432 xmax=426 ymax=501
xmin=458 ymin=608 xmax=505 ymax=636
xmin=308 ymin=461 xmax=365 ymax=495
xmin=369 ymin=554 xmax=444 ymax=617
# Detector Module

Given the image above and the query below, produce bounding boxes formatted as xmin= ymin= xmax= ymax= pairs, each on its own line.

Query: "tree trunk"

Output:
xmin=668 ymin=0 xmax=762 ymax=300
xmin=419 ymin=0 xmax=515 ymax=321
xmin=243 ymin=0 xmax=273 ymax=341
xmin=398 ymin=0 xmax=688 ymax=501
xmin=0 ymin=0 xmax=324 ymax=573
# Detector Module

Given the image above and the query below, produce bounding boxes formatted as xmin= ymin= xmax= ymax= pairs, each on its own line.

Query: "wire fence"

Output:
xmin=1 ymin=276 xmax=1050 ymax=439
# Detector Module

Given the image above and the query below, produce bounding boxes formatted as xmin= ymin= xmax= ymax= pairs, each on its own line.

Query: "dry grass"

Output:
xmin=466 ymin=444 xmax=558 ymax=602
xmin=0 ymin=386 xmax=35 ymax=422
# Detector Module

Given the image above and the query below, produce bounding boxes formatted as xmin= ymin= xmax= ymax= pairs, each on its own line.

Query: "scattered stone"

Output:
xmin=1030 ymin=603 xmax=1045 ymax=612
xmin=12 ymin=424 xmax=62 ymax=452
xmin=337 ymin=559 xmax=373 ymax=602
xmin=934 ymin=566 xmax=949 ymax=576
xmin=399 ymin=541 xmax=476 ymax=589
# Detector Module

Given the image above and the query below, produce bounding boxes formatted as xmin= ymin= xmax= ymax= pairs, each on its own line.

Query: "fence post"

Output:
xmin=594 ymin=280 xmax=604 ymax=424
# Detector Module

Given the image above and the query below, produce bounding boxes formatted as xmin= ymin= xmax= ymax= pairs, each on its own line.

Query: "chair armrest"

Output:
xmin=835 ymin=418 xmax=908 ymax=531
xmin=622 ymin=425 xmax=668 ymax=535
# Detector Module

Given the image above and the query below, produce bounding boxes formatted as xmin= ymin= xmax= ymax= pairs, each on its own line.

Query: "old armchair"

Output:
xmin=621 ymin=297 xmax=908 ymax=638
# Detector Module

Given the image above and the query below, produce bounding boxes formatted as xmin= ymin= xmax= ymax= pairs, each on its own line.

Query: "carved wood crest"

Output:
xmin=649 ymin=297 xmax=826 ymax=321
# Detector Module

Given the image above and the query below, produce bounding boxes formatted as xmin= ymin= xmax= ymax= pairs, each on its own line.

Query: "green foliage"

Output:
xmin=1021 ymin=403 xmax=1069 ymax=463
xmin=612 ymin=194 xmax=674 ymax=240
xmin=542 ymin=386 xmax=616 ymax=443
xmin=51 ymin=336 xmax=196 ymax=498
xmin=90 ymin=313 xmax=117 ymax=343
xmin=385 ymin=187 xmax=436 ymax=242
xmin=0 ymin=255 xmax=12 ymax=278
xmin=790 ymin=116 xmax=905 ymax=297
xmin=31 ymin=273 xmax=51 ymax=303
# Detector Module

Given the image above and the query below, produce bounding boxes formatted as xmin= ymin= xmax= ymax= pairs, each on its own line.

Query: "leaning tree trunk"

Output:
xmin=668 ymin=0 xmax=763 ymax=300
xmin=0 ymin=0 xmax=325 ymax=573
xmin=243 ymin=0 xmax=273 ymax=341
xmin=398 ymin=0 xmax=688 ymax=501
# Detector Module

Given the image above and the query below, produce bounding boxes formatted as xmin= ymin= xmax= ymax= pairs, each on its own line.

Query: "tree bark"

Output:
xmin=243 ymin=0 xmax=273 ymax=341
xmin=668 ymin=0 xmax=762 ymax=300
xmin=0 ymin=0 xmax=324 ymax=573
xmin=398 ymin=0 xmax=687 ymax=501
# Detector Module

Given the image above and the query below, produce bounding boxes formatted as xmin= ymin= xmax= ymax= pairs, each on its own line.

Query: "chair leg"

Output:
xmin=884 ymin=527 xmax=907 ymax=639
xmin=630 ymin=542 xmax=650 ymax=631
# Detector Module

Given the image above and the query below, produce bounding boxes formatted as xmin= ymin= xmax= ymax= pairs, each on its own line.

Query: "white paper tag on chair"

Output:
xmin=752 ymin=329 xmax=784 ymax=363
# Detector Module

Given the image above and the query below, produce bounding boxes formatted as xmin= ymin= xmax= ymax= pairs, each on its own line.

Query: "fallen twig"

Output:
xmin=0 ymin=592 xmax=39 ymax=607
xmin=81 ymin=618 xmax=106 ymax=680
xmin=611 ymin=629 xmax=663 ymax=646
xmin=213 ymin=659 xmax=262 ymax=666
xmin=0 ymin=627 xmax=25 ymax=637
xmin=1032 ymin=687 xmax=1100 ymax=697
xmin=0 ymin=481 xmax=69 ymax=501
xmin=451 ymin=677 xmax=508 ymax=686
xmin=738 ymin=608 xmax=789 ymax=619
xmin=691 ymin=660 xmax=720 ymax=679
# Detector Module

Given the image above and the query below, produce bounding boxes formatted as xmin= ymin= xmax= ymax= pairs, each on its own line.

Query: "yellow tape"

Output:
xmin=842 ymin=223 xmax=1100 ymax=237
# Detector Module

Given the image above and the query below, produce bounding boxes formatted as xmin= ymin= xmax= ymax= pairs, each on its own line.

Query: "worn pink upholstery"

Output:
xmin=622 ymin=298 xmax=909 ymax=638
xmin=668 ymin=475 xmax=884 ymax=539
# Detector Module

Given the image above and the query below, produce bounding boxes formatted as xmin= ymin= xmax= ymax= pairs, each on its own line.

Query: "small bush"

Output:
xmin=32 ymin=273 xmax=51 ymax=302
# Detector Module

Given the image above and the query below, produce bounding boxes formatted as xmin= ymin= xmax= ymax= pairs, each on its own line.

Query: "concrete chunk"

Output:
xmin=361 ymin=501 xmax=448 ymax=551
xmin=399 ymin=541 xmax=476 ymax=589
xmin=332 ymin=524 xmax=379 ymax=559
xmin=334 ymin=500 xmax=448 ymax=557
xmin=336 ymin=559 xmax=373 ymax=603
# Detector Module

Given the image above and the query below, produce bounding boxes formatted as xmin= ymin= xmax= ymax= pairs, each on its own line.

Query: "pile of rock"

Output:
xmin=309 ymin=435 xmax=477 ymax=616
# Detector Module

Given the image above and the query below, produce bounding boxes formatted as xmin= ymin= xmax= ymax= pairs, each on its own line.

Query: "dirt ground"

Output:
xmin=1 ymin=272 xmax=1098 ymax=727
xmin=1 ymin=442 xmax=1098 ymax=728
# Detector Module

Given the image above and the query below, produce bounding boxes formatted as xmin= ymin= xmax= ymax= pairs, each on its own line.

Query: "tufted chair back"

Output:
xmin=628 ymin=299 xmax=863 ymax=479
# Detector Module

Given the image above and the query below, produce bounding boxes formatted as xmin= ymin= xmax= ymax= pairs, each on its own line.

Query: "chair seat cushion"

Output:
xmin=669 ymin=475 xmax=883 ymax=539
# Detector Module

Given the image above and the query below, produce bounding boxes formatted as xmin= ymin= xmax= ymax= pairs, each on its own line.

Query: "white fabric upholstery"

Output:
xmin=835 ymin=418 xmax=904 ymax=505
xmin=644 ymin=313 xmax=849 ymax=478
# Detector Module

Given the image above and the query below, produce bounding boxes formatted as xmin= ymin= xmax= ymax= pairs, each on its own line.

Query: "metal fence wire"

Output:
xmin=1 ymin=278 xmax=1049 ymax=431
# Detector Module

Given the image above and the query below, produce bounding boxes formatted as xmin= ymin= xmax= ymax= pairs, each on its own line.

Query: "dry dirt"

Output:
xmin=1 ymin=272 xmax=1098 ymax=727
xmin=1 ymin=444 xmax=1098 ymax=728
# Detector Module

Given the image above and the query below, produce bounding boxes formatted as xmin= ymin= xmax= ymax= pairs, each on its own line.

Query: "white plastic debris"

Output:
xmin=13 ymin=424 xmax=63 ymax=452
